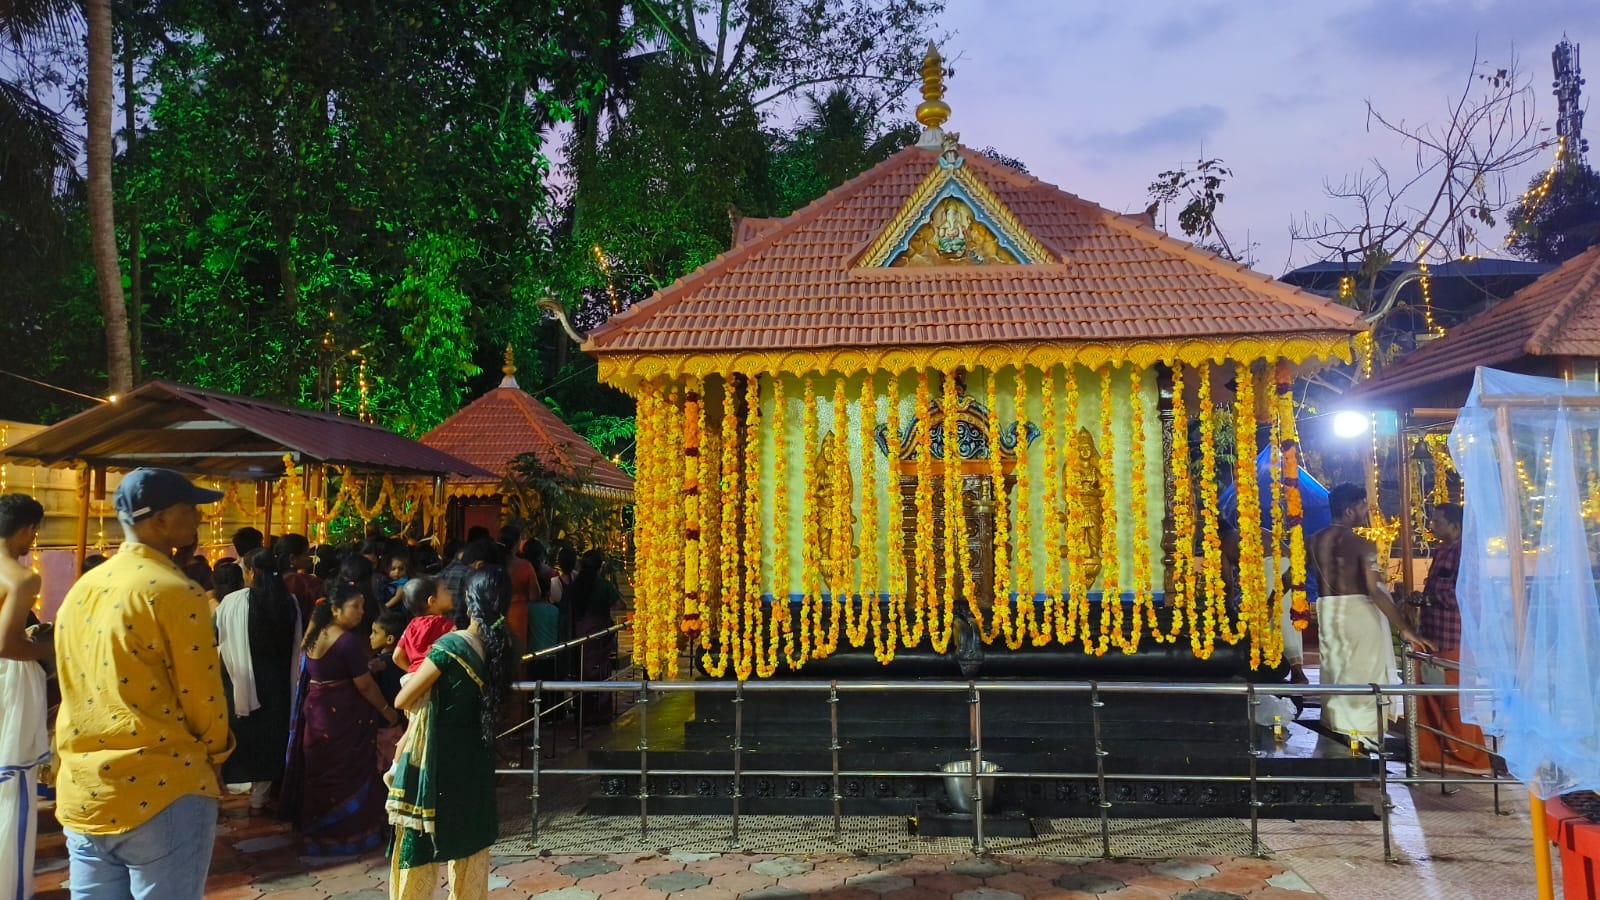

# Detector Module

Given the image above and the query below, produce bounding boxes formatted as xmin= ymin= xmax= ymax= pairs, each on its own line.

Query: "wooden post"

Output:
xmin=262 ymin=479 xmax=274 ymax=540
xmin=1396 ymin=413 xmax=1417 ymax=597
xmin=73 ymin=465 xmax=93 ymax=573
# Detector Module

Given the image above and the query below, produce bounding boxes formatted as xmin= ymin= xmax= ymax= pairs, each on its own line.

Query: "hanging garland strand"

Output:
xmin=788 ymin=376 xmax=819 ymax=669
xmin=1234 ymin=362 xmax=1269 ymax=667
xmin=1057 ymin=366 xmax=1083 ymax=647
xmin=1128 ymin=365 xmax=1160 ymax=645
xmin=985 ymin=368 xmax=1013 ymax=645
xmin=682 ymin=381 xmax=704 ymax=638
xmin=763 ymin=376 xmax=790 ymax=677
xmin=704 ymin=382 xmax=739 ymax=678
xmin=1095 ymin=365 xmax=1126 ymax=655
xmin=884 ymin=372 xmax=907 ymax=662
xmin=822 ymin=376 xmax=850 ymax=657
xmin=910 ymin=370 xmax=934 ymax=649
xmin=931 ymin=370 xmax=959 ymax=654
xmin=1010 ymin=368 xmax=1036 ymax=650
xmin=1038 ymin=365 xmax=1063 ymax=647
xmin=1279 ymin=362 xmax=1309 ymax=633
xmin=857 ymin=372 xmax=885 ymax=653
xmin=738 ymin=376 xmax=763 ymax=680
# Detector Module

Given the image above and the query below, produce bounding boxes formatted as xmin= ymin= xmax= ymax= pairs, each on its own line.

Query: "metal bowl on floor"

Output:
xmin=941 ymin=759 xmax=1000 ymax=814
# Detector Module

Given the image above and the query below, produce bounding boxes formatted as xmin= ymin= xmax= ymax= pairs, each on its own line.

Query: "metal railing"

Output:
xmin=496 ymin=676 xmax=1522 ymax=861
xmin=496 ymin=622 xmax=630 ymax=749
xmin=1403 ymin=648 xmax=1507 ymax=813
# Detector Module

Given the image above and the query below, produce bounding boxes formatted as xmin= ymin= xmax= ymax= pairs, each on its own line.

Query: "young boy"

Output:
xmin=392 ymin=576 xmax=453 ymax=673
xmin=369 ymin=607 xmax=409 ymax=771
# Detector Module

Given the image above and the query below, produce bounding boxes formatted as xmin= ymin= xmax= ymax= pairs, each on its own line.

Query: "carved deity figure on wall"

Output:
xmin=889 ymin=197 xmax=1020 ymax=267
xmin=1063 ymin=427 xmax=1105 ymax=586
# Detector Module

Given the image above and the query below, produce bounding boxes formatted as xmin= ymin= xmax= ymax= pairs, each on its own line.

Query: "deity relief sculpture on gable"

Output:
xmin=889 ymin=196 xmax=1021 ymax=267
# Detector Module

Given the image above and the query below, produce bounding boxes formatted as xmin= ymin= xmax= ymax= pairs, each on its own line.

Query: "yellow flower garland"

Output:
xmin=1010 ymin=368 xmax=1036 ymax=650
xmin=682 ymin=381 xmax=703 ymax=634
xmin=884 ymin=373 xmax=907 ymax=661
xmin=1129 ymin=366 xmax=1163 ymax=645
xmin=764 ymin=375 xmax=790 ymax=677
xmin=857 ymin=373 xmax=885 ymax=654
xmin=1277 ymin=363 xmax=1309 ymax=633
xmin=985 ymin=368 xmax=1014 ymax=645
xmin=1233 ymin=362 xmax=1270 ymax=667
xmin=664 ymin=383 xmax=687 ymax=678
xmin=738 ymin=375 xmax=763 ymax=680
xmin=824 ymin=375 xmax=851 ymax=656
xmin=1094 ymin=365 xmax=1125 ymax=655
xmin=1060 ymin=366 xmax=1086 ymax=647
xmin=787 ymin=377 xmax=818 ymax=669
xmin=703 ymin=386 xmax=739 ymax=678
xmin=1266 ymin=403 xmax=1286 ymax=663
xmin=1038 ymin=365 xmax=1063 ymax=647
xmin=931 ymin=371 xmax=959 ymax=654
xmin=910 ymin=370 xmax=934 ymax=649
xmin=1197 ymin=365 xmax=1243 ymax=652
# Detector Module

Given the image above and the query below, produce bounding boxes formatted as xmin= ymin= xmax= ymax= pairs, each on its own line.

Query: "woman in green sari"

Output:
xmin=387 ymin=566 xmax=513 ymax=899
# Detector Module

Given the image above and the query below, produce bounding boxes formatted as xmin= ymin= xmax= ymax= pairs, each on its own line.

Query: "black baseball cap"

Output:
xmin=113 ymin=468 xmax=225 ymax=525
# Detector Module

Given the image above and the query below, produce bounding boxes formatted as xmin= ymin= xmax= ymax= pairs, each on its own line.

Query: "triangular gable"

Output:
xmin=856 ymin=152 xmax=1057 ymax=268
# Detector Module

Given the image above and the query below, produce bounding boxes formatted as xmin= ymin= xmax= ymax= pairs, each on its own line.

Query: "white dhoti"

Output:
xmin=1317 ymin=594 xmax=1399 ymax=745
xmin=0 ymin=657 xmax=48 ymax=900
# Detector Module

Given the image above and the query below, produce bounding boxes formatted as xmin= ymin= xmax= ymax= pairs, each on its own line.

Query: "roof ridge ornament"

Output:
xmin=500 ymin=343 xmax=520 ymax=389
xmin=915 ymin=42 xmax=951 ymax=150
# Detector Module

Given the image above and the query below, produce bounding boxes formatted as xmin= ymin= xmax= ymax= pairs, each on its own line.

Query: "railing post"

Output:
xmin=530 ymin=681 xmax=543 ymax=841
xmin=969 ymin=680 xmax=985 ymax=854
xmin=638 ymin=676 xmax=650 ymax=838
xmin=1091 ymin=680 xmax=1110 ymax=858
xmin=1246 ymin=683 xmax=1262 ymax=858
xmin=1402 ymin=651 xmax=1420 ymax=779
xmin=731 ymin=679 xmax=744 ymax=849
xmin=829 ymin=680 xmax=841 ymax=844
xmin=1374 ymin=685 xmax=1394 ymax=863
xmin=576 ymin=641 xmax=587 ymax=750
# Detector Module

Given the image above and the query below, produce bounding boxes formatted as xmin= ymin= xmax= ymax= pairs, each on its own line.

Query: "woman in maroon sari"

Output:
xmin=281 ymin=583 xmax=400 ymax=855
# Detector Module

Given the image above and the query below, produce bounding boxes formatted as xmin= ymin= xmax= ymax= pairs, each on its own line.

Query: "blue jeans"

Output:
xmin=65 ymin=793 xmax=217 ymax=900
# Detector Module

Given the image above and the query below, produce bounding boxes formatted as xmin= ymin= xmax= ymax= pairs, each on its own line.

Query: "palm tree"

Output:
xmin=86 ymin=0 xmax=131 ymax=393
xmin=0 ymin=0 xmax=79 ymax=226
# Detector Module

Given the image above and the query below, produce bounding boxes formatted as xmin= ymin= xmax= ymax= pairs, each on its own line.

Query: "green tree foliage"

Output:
xmin=1507 ymin=163 xmax=1600 ymax=264
xmin=122 ymin=0 xmax=577 ymax=430
xmin=768 ymin=87 xmax=918 ymax=213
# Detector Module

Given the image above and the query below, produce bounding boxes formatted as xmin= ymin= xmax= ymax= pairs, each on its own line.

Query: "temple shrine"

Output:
xmin=586 ymin=47 xmax=1362 ymax=680
xmin=577 ymin=47 xmax=1372 ymax=820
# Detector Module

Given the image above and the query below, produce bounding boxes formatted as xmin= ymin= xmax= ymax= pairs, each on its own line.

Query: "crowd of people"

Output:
xmin=0 ymin=469 xmax=625 ymax=900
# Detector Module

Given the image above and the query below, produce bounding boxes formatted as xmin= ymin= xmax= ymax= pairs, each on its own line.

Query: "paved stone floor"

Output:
xmin=31 ymin=779 xmax=1550 ymax=899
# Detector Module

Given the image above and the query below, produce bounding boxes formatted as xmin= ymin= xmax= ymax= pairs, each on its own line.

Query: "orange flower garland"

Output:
xmin=985 ymin=368 xmax=1014 ymax=645
xmin=930 ymin=371 xmax=958 ymax=654
xmin=884 ymin=373 xmax=908 ymax=661
xmin=1128 ymin=365 xmax=1163 ymax=645
xmin=857 ymin=373 xmax=886 ymax=654
xmin=911 ymin=371 xmax=934 ymax=648
xmin=1094 ymin=365 xmax=1125 ymax=655
xmin=950 ymin=375 xmax=982 ymax=637
xmin=1060 ymin=366 xmax=1087 ymax=647
xmin=1010 ymin=368 xmax=1036 ymax=649
xmin=1233 ymin=362 xmax=1270 ymax=666
xmin=822 ymin=376 xmax=851 ymax=656
xmin=1277 ymin=363 xmax=1309 ymax=632
xmin=764 ymin=375 xmax=791 ymax=677
xmin=703 ymin=386 xmax=740 ymax=678
xmin=1038 ymin=365 xmax=1063 ymax=647
xmin=1267 ymin=404 xmax=1286 ymax=661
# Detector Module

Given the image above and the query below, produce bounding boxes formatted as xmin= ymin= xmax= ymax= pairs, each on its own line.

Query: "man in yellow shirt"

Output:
xmin=55 ymin=468 xmax=233 ymax=899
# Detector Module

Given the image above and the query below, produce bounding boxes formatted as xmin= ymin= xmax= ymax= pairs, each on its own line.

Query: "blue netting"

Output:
xmin=1220 ymin=445 xmax=1331 ymax=599
xmin=1451 ymin=367 xmax=1600 ymax=797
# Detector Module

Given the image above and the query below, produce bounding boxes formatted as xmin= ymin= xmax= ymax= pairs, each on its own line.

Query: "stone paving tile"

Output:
xmin=739 ymin=887 xmax=808 ymax=900
xmin=1171 ymin=889 xmax=1249 ymax=900
xmin=751 ymin=857 xmax=813 ymax=879
xmin=315 ymin=872 xmax=381 ymax=894
xmin=1263 ymin=871 xmax=1318 ymax=894
xmin=644 ymin=870 xmax=712 ymax=893
xmin=669 ymin=886 xmax=740 ymax=900
xmin=536 ymin=887 xmax=602 ymax=900
xmin=982 ymin=871 xmax=1057 ymax=895
xmin=910 ymin=871 xmax=985 ymax=894
xmin=622 ymin=856 xmax=689 ymax=877
xmin=575 ymin=869 xmax=649 ymax=893
xmin=604 ymin=886 xmax=670 ymax=900
xmin=949 ymin=858 xmax=1011 ymax=878
xmin=1194 ymin=871 xmax=1271 ymax=895
xmin=1150 ymin=860 xmax=1220 ymax=881
xmin=1053 ymin=871 xmax=1127 ymax=893
xmin=687 ymin=856 xmax=760 ymax=877
xmin=845 ymin=871 xmax=915 ymax=894
xmin=952 ymin=887 xmax=1024 ymax=900
xmin=692 ymin=868 xmax=775 ymax=895
xmin=514 ymin=871 xmax=581 ymax=893
xmin=561 ymin=858 xmax=624 ymax=878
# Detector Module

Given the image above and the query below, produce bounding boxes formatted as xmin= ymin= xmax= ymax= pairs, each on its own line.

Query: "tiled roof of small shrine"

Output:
xmin=1350 ymin=244 xmax=1600 ymax=404
xmin=584 ymin=144 xmax=1365 ymax=365
xmin=420 ymin=373 xmax=634 ymax=497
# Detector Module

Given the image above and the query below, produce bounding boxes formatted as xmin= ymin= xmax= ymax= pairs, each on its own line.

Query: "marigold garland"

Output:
xmin=738 ymin=375 xmax=763 ymax=680
xmin=1038 ymin=365 xmax=1063 ymax=647
xmin=764 ymin=376 xmax=791 ymax=677
xmin=1233 ymin=362 xmax=1270 ymax=667
xmin=1010 ymin=368 xmax=1037 ymax=649
xmin=663 ymin=383 xmax=687 ymax=678
xmin=884 ymin=373 xmax=908 ymax=661
xmin=984 ymin=368 xmax=1014 ymax=645
xmin=1128 ymin=366 xmax=1164 ymax=645
xmin=822 ymin=375 xmax=851 ymax=656
xmin=910 ymin=371 xmax=935 ymax=649
xmin=1060 ymin=366 xmax=1087 ymax=647
xmin=1267 ymin=403 xmax=1287 ymax=662
xmin=930 ymin=370 xmax=959 ymax=653
xmin=857 ymin=373 xmax=886 ymax=654
xmin=682 ymin=382 xmax=704 ymax=636
xmin=1094 ymin=365 xmax=1126 ymax=655
xmin=1278 ymin=363 xmax=1309 ymax=632
xmin=951 ymin=377 xmax=982 ymax=640
xmin=703 ymin=385 xmax=739 ymax=678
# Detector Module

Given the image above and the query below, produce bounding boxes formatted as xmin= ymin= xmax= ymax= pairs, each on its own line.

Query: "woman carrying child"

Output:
xmin=387 ymin=567 xmax=513 ymax=898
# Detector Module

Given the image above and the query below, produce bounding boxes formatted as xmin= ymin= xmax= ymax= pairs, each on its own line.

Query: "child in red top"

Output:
xmin=392 ymin=576 xmax=454 ymax=673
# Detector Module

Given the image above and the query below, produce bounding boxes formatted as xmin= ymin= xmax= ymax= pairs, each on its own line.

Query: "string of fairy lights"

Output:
xmin=1505 ymin=135 xmax=1569 ymax=247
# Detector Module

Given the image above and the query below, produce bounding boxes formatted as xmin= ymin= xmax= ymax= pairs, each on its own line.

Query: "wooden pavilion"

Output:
xmin=582 ymin=46 xmax=1366 ymax=681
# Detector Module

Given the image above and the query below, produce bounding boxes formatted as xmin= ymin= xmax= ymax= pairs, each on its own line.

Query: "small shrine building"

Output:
xmin=584 ymin=48 xmax=1366 ymax=680
xmin=421 ymin=350 xmax=634 ymax=542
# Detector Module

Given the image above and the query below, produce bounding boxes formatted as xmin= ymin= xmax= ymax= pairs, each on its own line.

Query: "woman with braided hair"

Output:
xmin=216 ymin=547 xmax=299 ymax=813
xmin=387 ymin=566 xmax=513 ymax=898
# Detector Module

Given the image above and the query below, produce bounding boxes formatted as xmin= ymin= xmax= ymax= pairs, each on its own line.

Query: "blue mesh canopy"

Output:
xmin=1451 ymin=367 xmax=1600 ymax=797
xmin=1220 ymin=445 xmax=1331 ymax=599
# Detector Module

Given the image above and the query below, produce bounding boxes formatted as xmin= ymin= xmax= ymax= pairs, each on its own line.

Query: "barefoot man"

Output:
xmin=0 ymin=494 xmax=54 ymax=899
xmin=1310 ymin=483 xmax=1433 ymax=750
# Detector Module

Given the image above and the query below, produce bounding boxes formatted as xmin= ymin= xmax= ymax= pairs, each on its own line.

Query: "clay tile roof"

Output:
xmin=420 ymin=376 xmax=634 ymax=497
xmin=1350 ymin=244 xmax=1600 ymax=404
xmin=584 ymin=144 xmax=1364 ymax=359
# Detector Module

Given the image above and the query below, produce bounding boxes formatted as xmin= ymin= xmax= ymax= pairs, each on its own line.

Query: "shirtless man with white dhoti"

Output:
xmin=1310 ymin=482 xmax=1432 ymax=751
xmin=0 ymin=494 xmax=54 ymax=899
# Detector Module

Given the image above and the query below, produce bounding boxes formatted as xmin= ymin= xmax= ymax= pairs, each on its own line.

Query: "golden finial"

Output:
xmin=915 ymin=42 xmax=950 ymax=131
xmin=502 ymin=343 xmax=516 ymax=378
